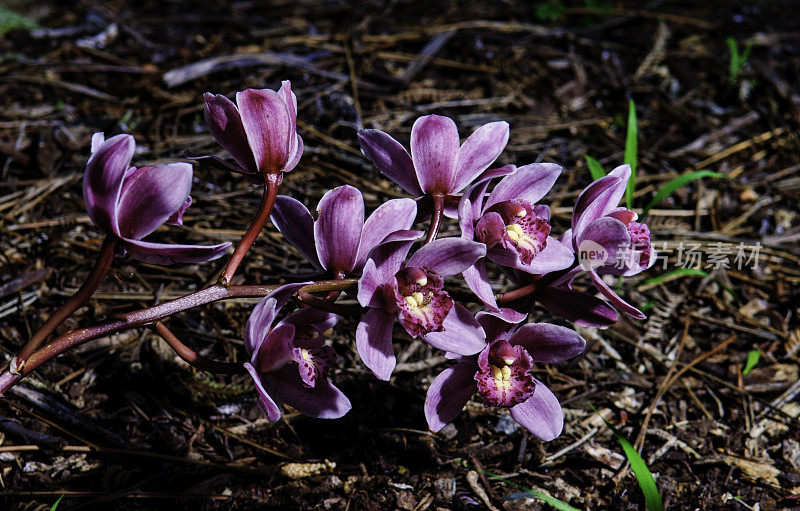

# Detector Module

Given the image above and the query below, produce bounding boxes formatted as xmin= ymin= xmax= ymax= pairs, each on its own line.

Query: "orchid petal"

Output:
xmin=422 ymin=303 xmax=486 ymax=355
xmin=83 ymin=133 xmax=135 ymax=235
xmin=122 ymin=239 xmax=230 ymax=265
xmin=588 ymin=270 xmax=646 ymax=319
xmin=355 ymin=198 xmax=417 ymax=270
xmin=474 ymin=212 xmax=505 ymax=250
xmin=203 ymin=93 xmax=258 ymax=171
xmin=509 ymin=323 xmax=586 ymax=363
xmin=537 ymin=287 xmax=619 ymax=328
xmin=269 ymin=367 xmax=351 ymax=419
xmin=406 ymin=237 xmax=486 ymax=277
xmin=424 ymin=361 xmax=477 ymax=432
xmin=462 ymin=259 xmax=498 ymax=310
xmin=577 ymin=217 xmax=631 ymax=272
xmin=453 ymin=121 xmax=509 ymax=192
xmin=510 ymin=379 xmax=563 ymax=441
xmin=314 ymin=185 xmax=365 ymax=273
xmin=236 ymin=88 xmax=291 ymax=173
xmin=271 ymin=195 xmax=322 ymax=270
xmin=410 ymin=115 xmax=460 ymax=195
xmin=485 ymin=163 xmax=562 ymax=210
xmin=571 ymin=174 xmax=620 ymax=237
xmin=116 ymin=163 xmax=193 ymax=240
xmin=358 ymin=129 xmax=422 ymax=196
xmin=244 ymin=362 xmax=282 ymax=422
xmin=355 ymin=308 xmax=397 ymax=380
xmin=256 ymin=323 xmax=296 ymax=373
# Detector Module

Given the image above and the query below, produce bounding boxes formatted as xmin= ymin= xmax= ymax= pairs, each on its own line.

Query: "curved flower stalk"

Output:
xmin=244 ymin=283 xmax=351 ymax=421
xmin=425 ymin=313 xmax=585 ymax=440
xmin=458 ymin=163 xmax=574 ymax=311
xmin=358 ymin=114 xmax=510 ymax=237
xmin=567 ymin=164 xmax=656 ymax=319
xmin=271 ymin=185 xmax=417 ymax=277
xmin=203 ymin=80 xmax=303 ymax=177
xmin=84 ymin=133 xmax=231 ymax=264
xmin=356 ymin=235 xmax=488 ymax=380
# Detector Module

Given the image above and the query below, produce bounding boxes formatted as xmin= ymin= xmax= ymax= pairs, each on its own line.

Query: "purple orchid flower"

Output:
xmin=566 ymin=164 xmax=656 ymax=319
xmin=270 ymin=185 xmax=417 ymax=277
xmin=458 ymin=163 xmax=575 ymax=311
xmin=356 ymin=235 xmax=488 ymax=380
xmin=83 ymin=133 xmax=231 ymax=264
xmin=425 ymin=312 xmax=585 ymax=440
xmin=203 ymin=80 xmax=303 ymax=177
xmin=244 ymin=283 xmax=351 ymax=421
xmin=358 ymin=114 xmax=509 ymax=215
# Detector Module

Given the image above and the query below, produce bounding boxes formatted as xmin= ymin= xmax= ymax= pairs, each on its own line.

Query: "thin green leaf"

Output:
xmin=50 ymin=495 xmax=64 ymax=511
xmin=0 ymin=6 xmax=38 ymax=36
xmin=638 ymin=268 xmax=739 ymax=301
xmin=459 ymin=460 xmax=581 ymax=511
xmin=624 ymin=99 xmax=637 ymax=209
xmin=589 ymin=405 xmax=663 ymax=511
xmin=584 ymin=155 xmax=606 ymax=180
xmin=742 ymin=349 xmax=761 ymax=376
xmin=643 ymin=170 xmax=728 ymax=215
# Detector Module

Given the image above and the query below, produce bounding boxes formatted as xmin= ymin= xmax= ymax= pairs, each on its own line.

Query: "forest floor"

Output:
xmin=0 ymin=0 xmax=799 ymax=509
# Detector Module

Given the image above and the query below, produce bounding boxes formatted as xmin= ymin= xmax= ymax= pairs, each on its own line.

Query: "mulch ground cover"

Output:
xmin=0 ymin=0 xmax=799 ymax=509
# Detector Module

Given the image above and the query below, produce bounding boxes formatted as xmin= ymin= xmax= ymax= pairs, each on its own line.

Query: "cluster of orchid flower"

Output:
xmin=0 ymin=81 xmax=654 ymax=443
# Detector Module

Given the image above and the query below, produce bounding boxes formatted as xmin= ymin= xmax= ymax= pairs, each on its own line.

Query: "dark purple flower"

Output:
xmin=270 ymin=185 xmax=417 ymax=277
xmin=244 ymin=283 xmax=351 ymax=422
xmin=567 ymin=165 xmax=656 ymax=319
xmin=356 ymin=235 xmax=488 ymax=380
xmin=83 ymin=133 xmax=231 ymax=264
xmin=424 ymin=313 xmax=585 ymax=440
xmin=358 ymin=114 xmax=509 ymax=214
xmin=458 ymin=163 xmax=574 ymax=310
xmin=203 ymin=81 xmax=302 ymax=177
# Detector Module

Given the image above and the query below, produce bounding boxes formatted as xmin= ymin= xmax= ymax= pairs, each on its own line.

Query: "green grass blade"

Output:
xmin=742 ymin=349 xmax=761 ymax=376
xmin=584 ymin=155 xmax=606 ymax=180
xmin=726 ymin=37 xmax=740 ymax=83
xmin=624 ymin=99 xmax=637 ymax=209
xmin=0 ymin=6 xmax=39 ymax=36
xmin=639 ymin=268 xmax=739 ymax=301
xmin=50 ymin=495 xmax=64 ymax=511
xmin=590 ymin=405 xmax=663 ymax=511
xmin=459 ymin=460 xmax=581 ymax=510
xmin=643 ymin=170 xmax=728 ymax=215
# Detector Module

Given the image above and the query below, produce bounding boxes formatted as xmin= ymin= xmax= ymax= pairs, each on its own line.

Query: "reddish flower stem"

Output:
xmin=0 ymin=278 xmax=357 ymax=395
xmin=16 ymin=237 xmax=117 ymax=367
xmin=220 ymin=173 xmax=280 ymax=286
xmin=424 ymin=194 xmax=445 ymax=244
xmin=151 ymin=321 xmax=244 ymax=374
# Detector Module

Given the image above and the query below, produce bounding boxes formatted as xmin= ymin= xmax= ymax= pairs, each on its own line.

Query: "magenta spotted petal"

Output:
xmin=82 ymin=133 xmax=231 ymax=265
xmin=203 ymin=80 xmax=303 ymax=176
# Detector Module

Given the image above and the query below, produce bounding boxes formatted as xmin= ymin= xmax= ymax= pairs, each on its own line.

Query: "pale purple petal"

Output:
xmin=244 ymin=362 xmax=282 ymax=422
xmin=462 ymin=259 xmax=498 ymax=309
xmin=537 ymin=287 xmax=619 ymax=328
xmin=245 ymin=282 xmax=308 ymax=355
xmin=355 ymin=198 xmax=417 ymax=270
xmin=269 ymin=367 xmax=351 ymax=419
xmin=422 ymin=303 xmax=486 ymax=355
xmin=282 ymin=133 xmax=303 ymax=173
xmin=588 ymin=270 xmax=646 ymax=320
xmin=577 ymin=217 xmax=631 ymax=271
xmin=571 ymin=174 xmax=620 ymax=237
xmin=410 ymin=115 xmax=460 ymax=195
xmin=424 ymin=361 xmax=477 ymax=432
xmin=366 ymin=230 xmax=423 ymax=283
xmin=509 ymin=324 xmax=586 ymax=363
xmin=453 ymin=121 xmax=509 ymax=192
xmin=203 ymin=93 xmax=257 ymax=171
xmin=406 ymin=237 xmax=486 ymax=277
xmin=271 ymin=195 xmax=322 ymax=270
xmin=458 ymin=194 xmax=476 ymax=240
xmin=116 ymin=163 xmax=193 ymax=240
xmin=475 ymin=309 xmax=526 ymax=341
xmin=358 ymin=129 xmax=422 ymax=196
xmin=236 ymin=88 xmax=291 ymax=173
xmin=255 ymin=323 xmax=296 ymax=373
xmin=166 ymin=196 xmax=192 ymax=226
xmin=511 ymin=236 xmax=575 ymax=275
xmin=356 ymin=308 xmax=397 ymax=380
xmin=122 ymin=238 xmax=230 ymax=265
xmin=485 ymin=163 xmax=562 ymax=210
xmin=510 ymin=380 xmax=563 ymax=441
xmin=83 ymin=133 xmax=135 ymax=234
xmin=90 ymin=132 xmax=105 ymax=153
xmin=357 ymin=259 xmax=385 ymax=308
xmin=277 ymin=81 xmax=298 ymax=149
xmin=315 ymin=185 xmax=364 ymax=273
